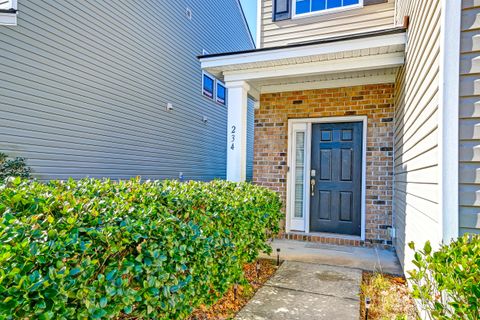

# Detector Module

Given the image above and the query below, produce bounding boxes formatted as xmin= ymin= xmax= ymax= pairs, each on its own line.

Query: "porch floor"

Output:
xmin=261 ymin=239 xmax=403 ymax=275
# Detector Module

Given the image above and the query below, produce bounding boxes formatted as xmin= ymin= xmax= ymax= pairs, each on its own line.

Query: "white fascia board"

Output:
xmin=223 ymin=52 xmax=404 ymax=82
xmin=0 ymin=12 xmax=16 ymax=25
xmin=200 ymin=33 xmax=406 ymax=69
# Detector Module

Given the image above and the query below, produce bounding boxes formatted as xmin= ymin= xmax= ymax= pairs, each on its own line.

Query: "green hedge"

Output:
xmin=0 ymin=178 xmax=282 ymax=319
xmin=408 ymin=235 xmax=480 ymax=319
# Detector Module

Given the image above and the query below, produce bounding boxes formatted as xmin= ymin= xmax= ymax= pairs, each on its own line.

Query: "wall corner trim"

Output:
xmin=439 ymin=0 xmax=461 ymax=243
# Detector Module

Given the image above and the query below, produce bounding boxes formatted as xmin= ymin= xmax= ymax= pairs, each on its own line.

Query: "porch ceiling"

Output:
xmin=199 ymin=28 xmax=406 ymax=96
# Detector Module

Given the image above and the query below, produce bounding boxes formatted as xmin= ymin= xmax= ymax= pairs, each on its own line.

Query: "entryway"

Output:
xmin=287 ymin=117 xmax=367 ymax=239
xmin=310 ymin=122 xmax=363 ymax=236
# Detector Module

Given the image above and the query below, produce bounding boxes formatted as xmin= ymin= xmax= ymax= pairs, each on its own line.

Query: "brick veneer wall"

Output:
xmin=253 ymin=84 xmax=395 ymax=246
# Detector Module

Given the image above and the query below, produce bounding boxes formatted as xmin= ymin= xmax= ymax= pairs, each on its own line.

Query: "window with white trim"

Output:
xmin=289 ymin=122 xmax=308 ymax=232
xmin=216 ymin=81 xmax=226 ymax=106
xmin=0 ymin=0 xmax=18 ymax=26
xmin=294 ymin=0 xmax=361 ymax=16
xmin=202 ymin=72 xmax=215 ymax=99
xmin=202 ymin=72 xmax=228 ymax=106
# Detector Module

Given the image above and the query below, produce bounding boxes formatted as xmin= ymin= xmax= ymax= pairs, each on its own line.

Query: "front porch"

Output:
xmin=199 ymin=28 xmax=406 ymax=248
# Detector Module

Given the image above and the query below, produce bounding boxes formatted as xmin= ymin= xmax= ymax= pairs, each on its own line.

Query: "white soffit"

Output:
xmin=256 ymin=68 xmax=399 ymax=93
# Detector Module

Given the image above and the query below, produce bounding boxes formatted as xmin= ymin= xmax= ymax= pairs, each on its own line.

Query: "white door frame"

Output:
xmin=286 ymin=116 xmax=368 ymax=240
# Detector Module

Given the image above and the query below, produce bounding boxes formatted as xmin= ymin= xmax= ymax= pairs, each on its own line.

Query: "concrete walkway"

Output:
xmin=236 ymin=240 xmax=403 ymax=319
xmin=236 ymin=261 xmax=361 ymax=320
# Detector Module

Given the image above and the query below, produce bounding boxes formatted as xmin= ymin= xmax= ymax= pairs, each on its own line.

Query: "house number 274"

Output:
xmin=231 ymin=125 xmax=236 ymax=150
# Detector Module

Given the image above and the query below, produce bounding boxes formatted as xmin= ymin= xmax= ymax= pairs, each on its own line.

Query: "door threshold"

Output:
xmin=283 ymin=231 xmax=363 ymax=247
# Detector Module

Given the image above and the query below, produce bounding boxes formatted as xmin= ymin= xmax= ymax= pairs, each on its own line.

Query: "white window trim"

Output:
xmin=286 ymin=116 xmax=368 ymax=240
xmin=256 ymin=0 xmax=262 ymax=48
xmin=0 ymin=0 xmax=17 ymax=26
xmin=202 ymin=71 xmax=216 ymax=100
xmin=292 ymin=0 xmax=363 ymax=20
xmin=216 ymin=80 xmax=228 ymax=106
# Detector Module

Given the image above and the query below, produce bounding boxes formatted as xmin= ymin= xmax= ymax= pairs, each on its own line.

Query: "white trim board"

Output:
xmin=286 ymin=116 xmax=368 ymax=240
xmin=0 ymin=11 xmax=16 ymax=25
xmin=223 ymin=53 xmax=404 ymax=82
xmin=256 ymin=0 xmax=262 ymax=48
xmin=439 ymin=0 xmax=460 ymax=242
xmin=0 ymin=0 xmax=17 ymax=26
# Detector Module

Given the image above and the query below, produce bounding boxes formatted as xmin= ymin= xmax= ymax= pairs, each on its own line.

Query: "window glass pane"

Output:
xmin=216 ymin=83 xmax=226 ymax=105
xmin=296 ymin=0 xmax=311 ymax=14
xmin=312 ymin=0 xmax=326 ymax=11
xmin=203 ymin=74 xmax=214 ymax=99
xmin=343 ymin=0 xmax=359 ymax=5
xmin=294 ymin=132 xmax=305 ymax=218
xmin=327 ymin=0 xmax=342 ymax=9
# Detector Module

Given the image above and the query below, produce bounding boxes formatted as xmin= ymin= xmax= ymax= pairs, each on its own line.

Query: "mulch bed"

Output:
xmin=189 ymin=259 xmax=278 ymax=320
xmin=360 ymin=272 xmax=418 ymax=320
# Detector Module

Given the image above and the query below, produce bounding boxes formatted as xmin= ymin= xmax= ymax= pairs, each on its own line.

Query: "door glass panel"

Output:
xmin=294 ymin=132 xmax=305 ymax=218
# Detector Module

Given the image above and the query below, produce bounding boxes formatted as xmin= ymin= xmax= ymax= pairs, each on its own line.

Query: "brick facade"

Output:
xmin=253 ymin=84 xmax=395 ymax=246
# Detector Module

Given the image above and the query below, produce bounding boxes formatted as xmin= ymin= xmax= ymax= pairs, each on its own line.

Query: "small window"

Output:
xmin=202 ymin=72 xmax=215 ymax=99
xmin=294 ymin=0 xmax=361 ymax=16
xmin=216 ymin=81 xmax=227 ymax=106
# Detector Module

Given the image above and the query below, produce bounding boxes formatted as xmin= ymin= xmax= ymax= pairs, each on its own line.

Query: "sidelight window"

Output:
xmin=294 ymin=131 xmax=306 ymax=218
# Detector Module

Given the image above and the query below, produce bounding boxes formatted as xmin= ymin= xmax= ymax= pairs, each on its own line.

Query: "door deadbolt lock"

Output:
xmin=311 ymin=169 xmax=316 ymax=177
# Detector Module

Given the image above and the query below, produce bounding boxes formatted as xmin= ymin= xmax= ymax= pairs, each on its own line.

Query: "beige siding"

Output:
xmin=259 ymin=0 xmax=395 ymax=48
xmin=459 ymin=0 xmax=480 ymax=235
xmin=393 ymin=0 xmax=442 ymax=270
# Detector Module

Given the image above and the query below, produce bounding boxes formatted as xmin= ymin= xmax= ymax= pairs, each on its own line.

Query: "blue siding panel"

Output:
xmin=0 ymin=0 xmax=254 ymax=181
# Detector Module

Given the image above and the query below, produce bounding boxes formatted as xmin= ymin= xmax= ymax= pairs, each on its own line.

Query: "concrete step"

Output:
xmin=261 ymin=239 xmax=403 ymax=275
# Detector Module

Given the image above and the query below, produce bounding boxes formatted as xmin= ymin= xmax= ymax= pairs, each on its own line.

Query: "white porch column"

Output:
xmin=225 ymin=81 xmax=250 ymax=182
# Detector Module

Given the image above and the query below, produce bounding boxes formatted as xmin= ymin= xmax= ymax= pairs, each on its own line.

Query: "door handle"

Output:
xmin=310 ymin=179 xmax=316 ymax=196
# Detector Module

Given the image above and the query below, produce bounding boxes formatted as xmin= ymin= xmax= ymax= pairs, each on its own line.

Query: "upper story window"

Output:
xmin=202 ymin=71 xmax=228 ymax=106
xmin=293 ymin=0 xmax=362 ymax=17
xmin=0 ymin=0 xmax=18 ymax=26
xmin=202 ymin=72 xmax=215 ymax=99
xmin=216 ymin=81 xmax=226 ymax=106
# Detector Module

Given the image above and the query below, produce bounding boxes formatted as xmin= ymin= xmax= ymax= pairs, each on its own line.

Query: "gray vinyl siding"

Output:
xmin=459 ymin=0 xmax=480 ymax=235
xmin=247 ymin=98 xmax=255 ymax=182
xmin=259 ymin=0 xmax=395 ymax=48
xmin=0 ymin=0 xmax=254 ymax=181
xmin=393 ymin=0 xmax=442 ymax=269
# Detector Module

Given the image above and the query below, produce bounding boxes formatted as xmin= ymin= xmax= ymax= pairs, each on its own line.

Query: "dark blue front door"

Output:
xmin=310 ymin=122 xmax=362 ymax=236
